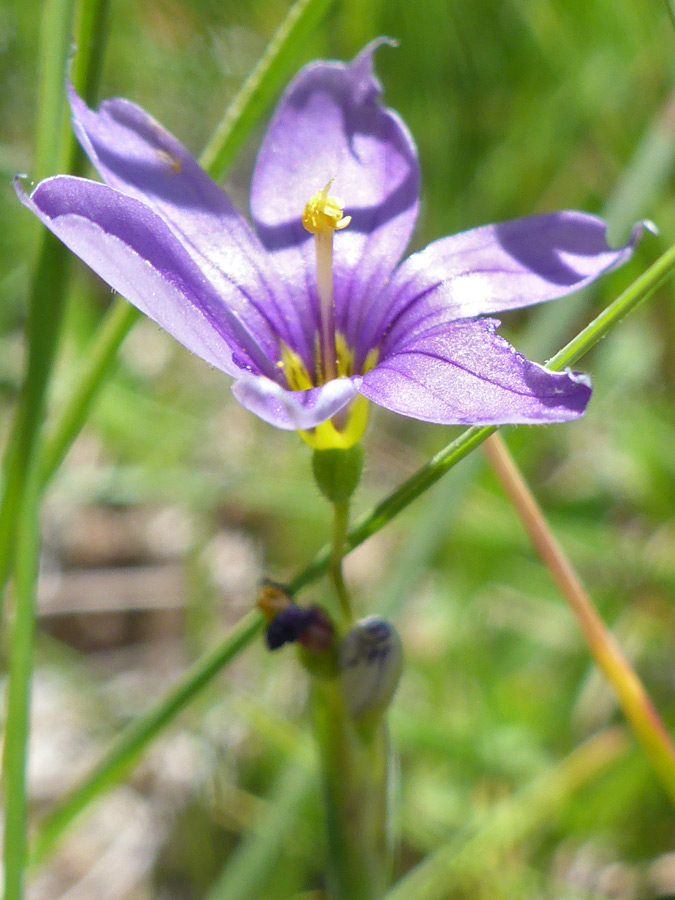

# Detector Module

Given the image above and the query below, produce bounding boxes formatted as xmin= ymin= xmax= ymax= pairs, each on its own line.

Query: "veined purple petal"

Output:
xmin=68 ymin=86 xmax=312 ymax=363
xmin=360 ymin=318 xmax=591 ymax=425
xmin=359 ymin=213 xmax=645 ymax=361
xmin=232 ymin=375 xmax=361 ymax=431
xmin=16 ymin=47 xmax=644 ymax=444
xmin=250 ymin=39 xmax=420 ymax=345
xmin=16 ymin=175 xmax=280 ymax=379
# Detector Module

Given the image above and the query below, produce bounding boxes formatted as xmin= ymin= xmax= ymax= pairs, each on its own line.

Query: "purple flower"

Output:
xmin=16 ymin=41 xmax=643 ymax=449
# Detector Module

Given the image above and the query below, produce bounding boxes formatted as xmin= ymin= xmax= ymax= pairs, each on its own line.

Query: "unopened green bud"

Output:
xmin=312 ymin=445 xmax=364 ymax=504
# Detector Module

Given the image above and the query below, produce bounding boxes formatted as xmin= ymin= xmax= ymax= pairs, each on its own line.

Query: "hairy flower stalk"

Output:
xmin=312 ymin=444 xmax=363 ymax=621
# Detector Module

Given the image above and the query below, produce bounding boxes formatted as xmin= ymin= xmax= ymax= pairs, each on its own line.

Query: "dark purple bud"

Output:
xmin=265 ymin=604 xmax=308 ymax=650
xmin=297 ymin=605 xmax=335 ymax=654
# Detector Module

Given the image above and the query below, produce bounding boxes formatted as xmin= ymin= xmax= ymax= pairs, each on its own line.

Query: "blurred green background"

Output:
xmin=3 ymin=0 xmax=675 ymax=897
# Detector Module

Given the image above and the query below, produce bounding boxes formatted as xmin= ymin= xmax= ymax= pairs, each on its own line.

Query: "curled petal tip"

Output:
xmin=353 ymin=35 xmax=399 ymax=60
xmin=608 ymin=217 xmax=654 ymax=251
xmin=349 ymin=36 xmax=398 ymax=101
xmin=565 ymin=368 xmax=593 ymax=391
xmin=621 ymin=218 xmax=655 ymax=245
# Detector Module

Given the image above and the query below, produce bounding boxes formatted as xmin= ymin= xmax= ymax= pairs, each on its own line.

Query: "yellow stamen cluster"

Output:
xmin=277 ymin=337 xmax=379 ymax=450
xmin=302 ymin=181 xmax=351 ymax=234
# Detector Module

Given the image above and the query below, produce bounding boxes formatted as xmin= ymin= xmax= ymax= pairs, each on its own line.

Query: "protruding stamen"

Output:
xmin=302 ymin=180 xmax=351 ymax=234
xmin=302 ymin=181 xmax=350 ymax=381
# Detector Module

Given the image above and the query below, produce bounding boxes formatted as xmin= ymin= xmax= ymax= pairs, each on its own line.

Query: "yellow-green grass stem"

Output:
xmin=483 ymin=432 xmax=675 ymax=807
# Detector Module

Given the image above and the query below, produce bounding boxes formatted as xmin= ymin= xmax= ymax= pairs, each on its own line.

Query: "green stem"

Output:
xmin=0 ymin=0 xmax=110 ymax=611
xmin=290 ymin=425 xmax=498 ymax=595
xmin=2 ymin=470 xmax=42 ymax=900
xmin=547 ymin=235 xmax=675 ymax=371
xmin=330 ymin=500 xmax=352 ymax=623
xmin=32 ymin=0 xmax=77 ymax=184
xmin=312 ymin=679 xmax=390 ymax=900
xmin=0 ymin=236 xmax=74 ymax=608
xmin=293 ymin=234 xmax=675 ymax=595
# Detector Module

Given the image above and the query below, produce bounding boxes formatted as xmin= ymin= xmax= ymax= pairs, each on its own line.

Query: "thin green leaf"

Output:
xmin=2 ymin=4 xmax=110 ymax=896
xmin=32 ymin=0 xmax=77 ymax=184
xmin=546 ymin=237 xmax=675 ymax=371
xmin=199 ymin=0 xmax=335 ymax=181
xmin=2 ymin=469 xmax=42 ymax=900
xmin=0 ymin=0 xmax=111 ymax=598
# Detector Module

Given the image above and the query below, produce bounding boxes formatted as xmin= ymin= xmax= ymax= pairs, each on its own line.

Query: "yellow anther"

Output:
xmin=302 ymin=181 xmax=351 ymax=235
xmin=279 ymin=343 xmax=314 ymax=391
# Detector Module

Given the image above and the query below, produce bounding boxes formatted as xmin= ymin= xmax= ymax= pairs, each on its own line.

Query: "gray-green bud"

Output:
xmin=339 ymin=616 xmax=403 ymax=720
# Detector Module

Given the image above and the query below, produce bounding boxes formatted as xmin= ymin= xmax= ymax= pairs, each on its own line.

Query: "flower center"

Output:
xmin=302 ymin=181 xmax=351 ymax=382
xmin=273 ymin=183 xmax=376 ymax=450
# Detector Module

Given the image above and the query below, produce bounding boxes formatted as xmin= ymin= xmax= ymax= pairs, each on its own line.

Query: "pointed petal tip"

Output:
xmin=349 ymin=37 xmax=398 ymax=102
xmin=540 ymin=365 xmax=593 ymax=421
xmin=14 ymin=172 xmax=42 ymax=207
xmin=589 ymin=214 xmax=653 ymax=260
xmin=352 ymin=36 xmax=399 ymax=65
xmin=614 ymin=217 xmax=655 ymax=250
xmin=598 ymin=215 xmax=652 ymax=274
